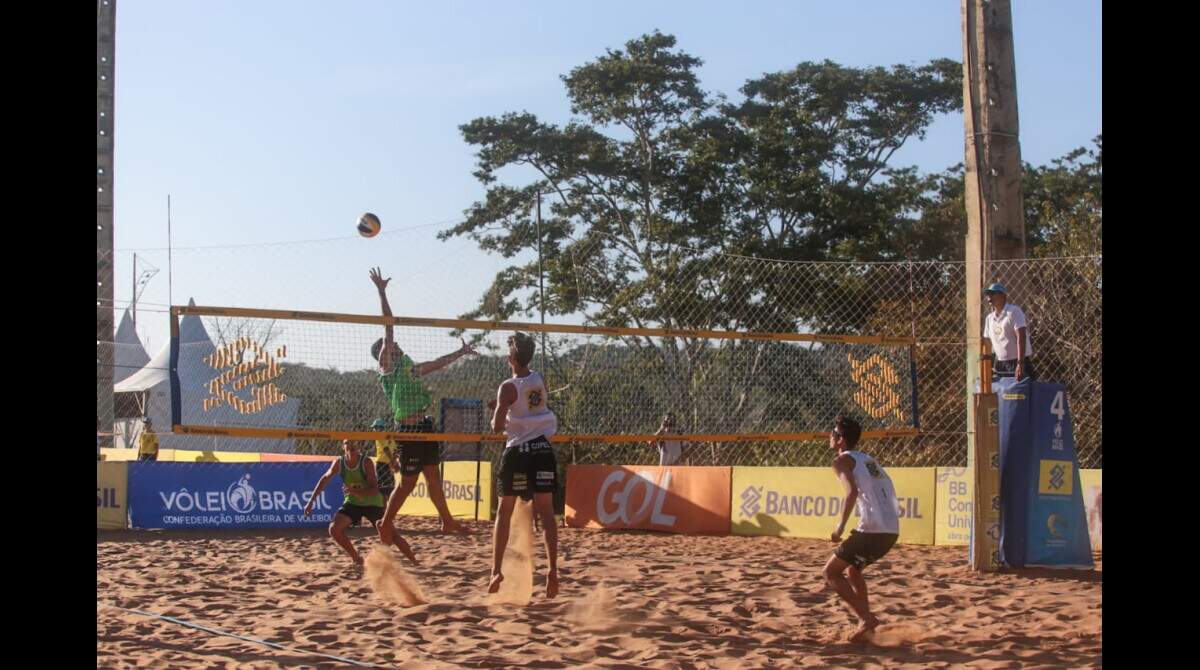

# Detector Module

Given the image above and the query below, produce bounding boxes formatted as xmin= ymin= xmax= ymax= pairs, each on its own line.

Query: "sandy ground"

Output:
xmin=98 ymin=505 xmax=1101 ymax=669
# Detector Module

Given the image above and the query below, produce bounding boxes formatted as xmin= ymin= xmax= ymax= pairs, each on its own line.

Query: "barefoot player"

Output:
xmin=822 ymin=416 xmax=900 ymax=643
xmin=487 ymin=332 xmax=560 ymax=599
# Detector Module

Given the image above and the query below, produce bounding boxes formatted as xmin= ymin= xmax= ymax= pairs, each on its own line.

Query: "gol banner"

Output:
xmin=565 ymin=465 xmax=731 ymax=535
xmin=97 ymin=461 xmax=128 ymax=529
xmin=731 ymin=466 xmax=936 ymax=545
xmin=259 ymin=453 xmax=337 ymax=462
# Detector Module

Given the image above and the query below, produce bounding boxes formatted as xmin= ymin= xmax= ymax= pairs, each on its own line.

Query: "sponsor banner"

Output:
xmin=128 ymin=461 xmax=341 ymax=530
xmin=170 ymin=450 xmax=261 ymax=463
xmin=97 ymin=462 xmax=129 ymax=529
xmin=1080 ymin=469 xmax=1101 ymax=552
xmin=732 ymin=467 xmax=936 ymax=545
xmin=566 ymin=466 xmax=731 ymax=535
xmin=259 ymin=453 xmax=337 ymax=462
xmin=935 ymin=467 xmax=973 ymax=546
xmin=388 ymin=460 xmax=493 ymax=522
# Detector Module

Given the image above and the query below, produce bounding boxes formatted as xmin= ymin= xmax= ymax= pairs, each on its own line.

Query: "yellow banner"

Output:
xmin=100 ymin=448 xmax=138 ymax=461
xmin=170 ymin=450 xmax=261 ymax=463
xmin=935 ymin=467 xmax=973 ymax=546
xmin=381 ymin=460 xmax=493 ymax=521
xmin=97 ymin=462 xmax=128 ymax=529
xmin=1080 ymin=469 xmax=1101 ymax=552
xmin=731 ymin=466 xmax=936 ymax=545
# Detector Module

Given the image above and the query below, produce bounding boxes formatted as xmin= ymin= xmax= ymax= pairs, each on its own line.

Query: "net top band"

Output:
xmin=172 ymin=305 xmax=916 ymax=346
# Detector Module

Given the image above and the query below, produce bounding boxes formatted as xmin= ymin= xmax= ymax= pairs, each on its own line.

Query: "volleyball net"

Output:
xmin=168 ymin=304 xmax=919 ymax=445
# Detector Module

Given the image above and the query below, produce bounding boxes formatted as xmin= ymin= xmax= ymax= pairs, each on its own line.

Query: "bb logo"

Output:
xmin=846 ymin=353 xmax=906 ymax=421
xmin=936 ymin=467 xmax=968 ymax=483
xmin=986 ymin=522 xmax=1000 ymax=542
xmin=989 ymin=453 xmax=1000 ymax=470
xmin=596 ymin=470 xmax=677 ymax=527
xmin=990 ymin=494 xmax=1001 ymax=512
xmin=1038 ymin=460 xmax=1073 ymax=496
xmin=988 ymin=408 xmax=999 ymax=426
xmin=864 ymin=461 xmax=883 ymax=479
xmin=227 ymin=474 xmax=256 ymax=513
xmin=527 ymin=389 xmax=543 ymax=409
xmin=740 ymin=485 xmax=763 ymax=518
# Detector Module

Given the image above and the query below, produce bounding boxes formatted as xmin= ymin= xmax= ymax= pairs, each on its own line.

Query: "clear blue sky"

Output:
xmin=111 ymin=0 xmax=1101 ymax=353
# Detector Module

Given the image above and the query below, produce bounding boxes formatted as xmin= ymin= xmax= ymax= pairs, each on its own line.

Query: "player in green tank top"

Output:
xmin=369 ymin=267 xmax=478 ymax=542
xmin=304 ymin=439 xmax=417 ymax=569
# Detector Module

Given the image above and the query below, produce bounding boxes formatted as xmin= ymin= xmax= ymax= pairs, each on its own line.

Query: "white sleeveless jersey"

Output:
xmin=503 ymin=371 xmax=558 ymax=448
xmin=843 ymin=449 xmax=900 ymax=534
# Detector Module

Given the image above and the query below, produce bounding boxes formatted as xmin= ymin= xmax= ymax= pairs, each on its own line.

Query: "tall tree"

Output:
xmin=441 ymin=33 xmax=966 ymax=434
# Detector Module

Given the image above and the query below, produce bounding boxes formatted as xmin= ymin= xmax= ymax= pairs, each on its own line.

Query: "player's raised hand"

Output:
xmin=369 ymin=267 xmax=391 ymax=292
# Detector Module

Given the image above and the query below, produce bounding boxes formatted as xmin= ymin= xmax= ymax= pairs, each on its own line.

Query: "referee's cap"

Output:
xmin=370 ymin=418 xmax=389 ymax=430
xmin=983 ymin=282 xmax=1007 ymax=295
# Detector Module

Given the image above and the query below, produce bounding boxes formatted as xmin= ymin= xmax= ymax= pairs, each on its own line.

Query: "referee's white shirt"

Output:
xmin=984 ymin=304 xmax=1033 ymax=361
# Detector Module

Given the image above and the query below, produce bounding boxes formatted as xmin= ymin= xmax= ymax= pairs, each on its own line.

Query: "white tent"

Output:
xmin=114 ymin=299 xmax=300 ymax=453
xmin=112 ymin=308 xmax=149 ymax=385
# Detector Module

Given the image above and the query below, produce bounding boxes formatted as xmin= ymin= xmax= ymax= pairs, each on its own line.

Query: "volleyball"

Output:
xmin=357 ymin=212 xmax=381 ymax=238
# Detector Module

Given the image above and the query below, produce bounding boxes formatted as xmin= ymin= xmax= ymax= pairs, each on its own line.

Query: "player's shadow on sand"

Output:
xmin=731 ymin=514 xmax=791 ymax=537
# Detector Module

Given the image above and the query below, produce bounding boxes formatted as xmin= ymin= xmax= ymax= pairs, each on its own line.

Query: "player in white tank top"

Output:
xmin=487 ymin=333 xmax=560 ymax=599
xmin=503 ymin=370 xmax=557 ymax=448
xmin=822 ymin=416 xmax=901 ymax=644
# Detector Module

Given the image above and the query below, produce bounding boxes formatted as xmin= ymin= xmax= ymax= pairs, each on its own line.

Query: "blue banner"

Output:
xmin=128 ymin=462 xmax=343 ymax=530
xmin=998 ymin=380 xmax=1093 ymax=569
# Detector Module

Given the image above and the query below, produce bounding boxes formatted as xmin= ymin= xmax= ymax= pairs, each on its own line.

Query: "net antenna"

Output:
xmin=130 ymin=253 xmax=159 ymax=329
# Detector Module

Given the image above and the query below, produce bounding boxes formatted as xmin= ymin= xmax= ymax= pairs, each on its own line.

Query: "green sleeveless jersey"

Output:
xmin=380 ymin=354 xmax=432 ymax=421
xmin=339 ymin=455 xmax=384 ymax=507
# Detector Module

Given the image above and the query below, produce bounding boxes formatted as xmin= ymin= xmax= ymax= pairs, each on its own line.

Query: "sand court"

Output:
xmin=98 ymin=516 xmax=1100 ymax=668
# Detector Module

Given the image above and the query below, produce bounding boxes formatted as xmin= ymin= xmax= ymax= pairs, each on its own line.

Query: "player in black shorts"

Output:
xmin=822 ymin=416 xmax=901 ymax=643
xmin=369 ymin=267 xmax=476 ymax=541
xmin=487 ymin=333 xmax=560 ymax=598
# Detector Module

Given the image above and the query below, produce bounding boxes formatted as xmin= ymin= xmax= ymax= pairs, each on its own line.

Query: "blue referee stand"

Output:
xmin=995 ymin=378 xmax=1094 ymax=569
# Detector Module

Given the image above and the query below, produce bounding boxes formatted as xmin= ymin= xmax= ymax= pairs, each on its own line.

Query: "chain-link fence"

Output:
xmin=97 ymin=235 xmax=1101 ymax=469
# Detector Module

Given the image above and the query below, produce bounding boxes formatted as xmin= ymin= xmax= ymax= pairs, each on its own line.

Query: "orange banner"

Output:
xmin=259 ymin=453 xmax=337 ymax=462
xmin=566 ymin=465 xmax=731 ymax=535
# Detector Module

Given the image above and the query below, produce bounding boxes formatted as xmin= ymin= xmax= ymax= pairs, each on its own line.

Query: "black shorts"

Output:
xmin=337 ymin=503 xmax=384 ymax=526
xmin=375 ymin=460 xmax=395 ymax=497
xmin=497 ymin=436 xmax=558 ymax=499
xmin=993 ymin=357 xmax=1036 ymax=380
xmin=396 ymin=417 xmax=441 ymax=476
xmin=835 ymin=530 xmax=898 ymax=570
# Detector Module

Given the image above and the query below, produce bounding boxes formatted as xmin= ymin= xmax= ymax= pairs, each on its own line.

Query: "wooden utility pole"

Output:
xmin=963 ymin=0 xmax=1026 ymax=466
